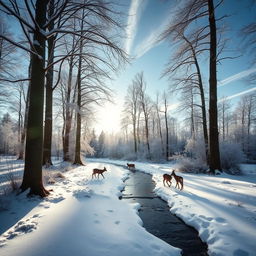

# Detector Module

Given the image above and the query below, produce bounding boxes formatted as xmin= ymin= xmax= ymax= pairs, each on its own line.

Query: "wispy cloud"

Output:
xmin=125 ymin=0 xmax=147 ymax=55
xmin=218 ymin=87 xmax=256 ymax=102
xmin=134 ymin=14 xmax=171 ymax=58
xmin=218 ymin=67 xmax=256 ymax=87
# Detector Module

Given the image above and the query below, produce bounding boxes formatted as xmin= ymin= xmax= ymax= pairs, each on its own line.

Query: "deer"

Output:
xmin=163 ymin=173 xmax=172 ymax=187
xmin=127 ymin=163 xmax=135 ymax=169
xmin=92 ymin=167 xmax=107 ymax=179
xmin=171 ymin=170 xmax=183 ymax=190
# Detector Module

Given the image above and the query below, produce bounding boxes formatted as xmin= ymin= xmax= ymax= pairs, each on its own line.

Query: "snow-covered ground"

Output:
xmin=0 ymin=157 xmax=180 ymax=256
xmin=0 ymin=156 xmax=256 ymax=256
xmin=89 ymin=158 xmax=256 ymax=256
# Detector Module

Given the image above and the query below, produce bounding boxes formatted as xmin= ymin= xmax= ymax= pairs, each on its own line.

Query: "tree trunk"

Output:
xmin=184 ymin=34 xmax=209 ymax=164
xmin=132 ymin=116 xmax=137 ymax=153
xmin=17 ymin=61 xmax=31 ymax=160
xmin=190 ymin=87 xmax=195 ymax=139
xmin=156 ymin=107 xmax=164 ymax=157
xmin=73 ymin=57 xmax=83 ymax=165
xmin=164 ymin=99 xmax=169 ymax=161
xmin=222 ymin=103 xmax=225 ymax=141
xmin=73 ymin=33 xmax=84 ymax=165
xmin=43 ymin=0 xmax=55 ymax=166
xmin=145 ymin=114 xmax=151 ymax=159
xmin=20 ymin=0 xmax=50 ymax=197
xmin=194 ymin=54 xmax=209 ymax=164
xmin=63 ymin=54 xmax=74 ymax=162
xmin=136 ymin=111 xmax=141 ymax=146
xmin=208 ymin=0 xmax=221 ymax=173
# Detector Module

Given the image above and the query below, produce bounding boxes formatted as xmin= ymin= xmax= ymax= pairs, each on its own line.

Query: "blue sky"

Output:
xmin=2 ymin=0 xmax=255 ymax=133
xmin=95 ymin=0 xmax=256 ymax=133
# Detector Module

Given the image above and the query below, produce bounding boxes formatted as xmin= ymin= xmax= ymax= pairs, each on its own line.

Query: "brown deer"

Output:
xmin=92 ymin=167 xmax=107 ymax=179
xmin=171 ymin=170 xmax=183 ymax=190
xmin=163 ymin=173 xmax=172 ymax=187
xmin=127 ymin=163 xmax=135 ymax=169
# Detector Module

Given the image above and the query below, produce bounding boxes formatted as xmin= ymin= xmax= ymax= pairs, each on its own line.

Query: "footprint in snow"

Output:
xmin=215 ymin=217 xmax=226 ymax=223
xmin=221 ymin=181 xmax=231 ymax=184
xmin=199 ymin=215 xmax=213 ymax=221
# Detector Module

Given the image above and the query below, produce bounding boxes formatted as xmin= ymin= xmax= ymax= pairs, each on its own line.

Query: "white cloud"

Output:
xmin=133 ymin=0 xmax=185 ymax=59
xmin=125 ymin=0 xmax=147 ymax=55
xmin=134 ymin=14 xmax=171 ymax=58
xmin=218 ymin=67 xmax=256 ymax=87
xmin=218 ymin=87 xmax=256 ymax=102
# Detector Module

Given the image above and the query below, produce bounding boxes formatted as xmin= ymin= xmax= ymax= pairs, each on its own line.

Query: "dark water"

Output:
xmin=121 ymin=170 xmax=208 ymax=256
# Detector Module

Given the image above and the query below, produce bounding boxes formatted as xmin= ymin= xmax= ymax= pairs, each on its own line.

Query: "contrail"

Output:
xmin=218 ymin=87 xmax=256 ymax=102
xmin=125 ymin=0 xmax=147 ymax=55
xmin=218 ymin=67 xmax=256 ymax=87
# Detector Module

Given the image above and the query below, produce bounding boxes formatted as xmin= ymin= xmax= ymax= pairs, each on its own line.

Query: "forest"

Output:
xmin=0 ymin=0 xmax=255 ymax=197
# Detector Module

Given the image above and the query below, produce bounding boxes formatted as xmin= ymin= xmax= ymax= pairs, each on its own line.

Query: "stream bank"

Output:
xmin=121 ymin=170 xmax=208 ymax=256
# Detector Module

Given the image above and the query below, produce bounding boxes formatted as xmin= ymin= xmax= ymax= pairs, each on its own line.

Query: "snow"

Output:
xmin=0 ymin=158 xmax=180 ymax=256
xmin=0 ymin=157 xmax=256 ymax=256
xmin=88 ymin=158 xmax=256 ymax=256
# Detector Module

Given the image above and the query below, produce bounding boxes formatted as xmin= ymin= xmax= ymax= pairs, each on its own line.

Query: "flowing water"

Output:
xmin=121 ymin=170 xmax=208 ymax=256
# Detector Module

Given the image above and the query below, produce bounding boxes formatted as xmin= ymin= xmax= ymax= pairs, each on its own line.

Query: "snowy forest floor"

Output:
xmin=0 ymin=156 xmax=255 ymax=256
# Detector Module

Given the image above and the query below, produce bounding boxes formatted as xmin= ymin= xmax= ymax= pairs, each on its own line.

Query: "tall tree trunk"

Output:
xmin=184 ymin=34 xmax=209 ymax=164
xmin=145 ymin=114 xmax=151 ymax=159
xmin=194 ymin=53 xmax=209 ymax=163
xmin=190 ymin=87 xmax=195 ymax=140
xmin=156 ymin=107 xmax=164 ymax=157
xmin=222 ymin=102 xmax=225 ymax=141
xmin=73 ymin=27 xmax=84 ymax=165
xmin=73 ymin=55 xmax=83 ymax=165
xmin=132 ymin=116 xmax=137 ymax=153
xmin=136 ymin=110 xmax=141 ymax=146
xmin=164 ymin=98 xmax=169 ymax=161
xmin=208 ymin=0 xmax=221 ymax=172
xmin=63 ymin=52 xmax=75 ymax=162
xmin=20 ymin=0 xmax=50 ymax=197
xmin=43 ymin=0 xmax=54 ymax=166
xmin=17 ymin=61 xmax=31 ymax=160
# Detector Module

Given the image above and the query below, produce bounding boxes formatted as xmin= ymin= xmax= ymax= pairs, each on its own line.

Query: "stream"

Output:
xmin=121 ymin=170 xmax=208 ymax=256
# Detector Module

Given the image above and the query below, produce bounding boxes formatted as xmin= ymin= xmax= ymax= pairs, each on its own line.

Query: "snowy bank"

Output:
xmin=0 ymin=160 xmax=180 ymax=256
xmin=88 ymin=158 xmax=256 ymax=256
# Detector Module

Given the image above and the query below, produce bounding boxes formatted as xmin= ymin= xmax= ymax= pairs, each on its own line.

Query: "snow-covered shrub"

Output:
xmin=174 ymin=156 xmax=208 ymax=173
xmin=169 ymin=138 xmax=208 ymax=173
xmin=185 ymin=137 xmax=207 ymax=162
xmin=43 ymin=169 xmax=66 ymax=185
xmin=220 ymin=142 xmax=245 ymax=174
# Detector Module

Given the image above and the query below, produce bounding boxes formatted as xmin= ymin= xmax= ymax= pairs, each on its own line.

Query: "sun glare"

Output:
xmin=94 ymin=102 xmax=122 ymax=134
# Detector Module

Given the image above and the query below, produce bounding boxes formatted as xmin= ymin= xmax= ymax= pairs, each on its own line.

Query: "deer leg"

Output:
xmin=101 ymin=173 xmax=105 ymax=179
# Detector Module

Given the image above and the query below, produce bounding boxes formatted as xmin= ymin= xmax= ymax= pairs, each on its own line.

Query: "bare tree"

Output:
xmin=160 ymin=0 xmax=224 ymax=171
xmin=136 ymin=72 xmax=152 ymax=159
xmin=123 ymin=82 xmax=140 ymax=154
xmin=162 ymin=92 xmax=169 ymax=160
xmin=0 ymin=0 xmax=126 ymax=196
xmin=154 ymin=93 xmax=164 ymax=156
xmin=218 ymin=97 xmax=231 ymax=142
